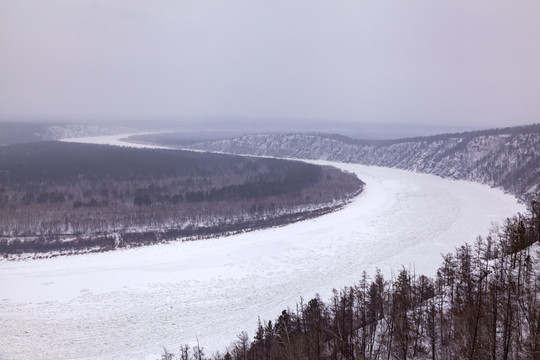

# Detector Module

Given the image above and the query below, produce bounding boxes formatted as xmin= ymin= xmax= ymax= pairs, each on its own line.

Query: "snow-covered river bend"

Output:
xmin=0 ymin=135 xmax=525 ymax=360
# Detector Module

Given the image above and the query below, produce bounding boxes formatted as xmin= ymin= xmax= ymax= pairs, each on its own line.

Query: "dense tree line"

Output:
xmin=160 ymin=195 xmax=540 ymax=360
xmin=0 ymin=142 xmax=363 ymax=256
xmin=0 ymin=205 xmax=346 ymax=257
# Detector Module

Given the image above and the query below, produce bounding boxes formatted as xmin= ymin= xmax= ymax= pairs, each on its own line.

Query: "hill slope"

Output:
xmin=185 ymin=124 xmax=540 ymax=200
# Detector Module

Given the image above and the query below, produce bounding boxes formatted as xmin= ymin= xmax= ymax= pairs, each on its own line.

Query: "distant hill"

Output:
xmin=0 ymin=122 xmax=52 ymax=145
xmin=182 ymin=124 xmax=540 ymax=201
xmin=0 ymin=122 xmax=130 ymax=145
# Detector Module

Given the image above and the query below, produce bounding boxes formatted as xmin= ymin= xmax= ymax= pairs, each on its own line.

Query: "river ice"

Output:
xmin=0 ymin=136 xmax=525 ymax=360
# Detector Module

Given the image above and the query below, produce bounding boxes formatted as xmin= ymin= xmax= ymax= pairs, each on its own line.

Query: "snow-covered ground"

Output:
xmin=61 ymin=133 xmax=172 ymax=149
xmin=0 ymin=135 xmax=526 ymax=360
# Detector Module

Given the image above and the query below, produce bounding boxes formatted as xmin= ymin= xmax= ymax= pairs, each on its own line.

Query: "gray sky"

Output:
xmin=1 ymin=1 xmax=539 ymax=128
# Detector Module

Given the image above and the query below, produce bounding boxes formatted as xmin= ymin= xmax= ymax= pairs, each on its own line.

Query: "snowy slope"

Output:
xmin=0 ymin=137 xmax=525 ymax=360
xmin=60 ymin=132 xmax=171 ymax=148
xmin=188 ymin=125 xmax=540 ymax=200
xmin=45 ymin=125 xmax=132 ymax=140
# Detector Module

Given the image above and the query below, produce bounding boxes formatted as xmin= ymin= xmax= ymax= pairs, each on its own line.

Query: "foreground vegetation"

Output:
xmin=161 ymin=195 xmax=540 ymax=360
xmin=0 ymin=142 xmax=362 ymax=257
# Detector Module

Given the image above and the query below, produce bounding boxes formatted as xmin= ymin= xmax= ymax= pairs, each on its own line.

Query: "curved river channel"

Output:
xmin=0 ymin=135 xmax=525 ymax=360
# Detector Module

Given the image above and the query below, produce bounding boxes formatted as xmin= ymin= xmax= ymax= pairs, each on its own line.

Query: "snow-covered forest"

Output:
xmin=179 ymin=124 xmax=540 ymax=201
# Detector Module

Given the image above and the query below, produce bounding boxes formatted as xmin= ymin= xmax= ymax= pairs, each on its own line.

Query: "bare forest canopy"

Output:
xmin=0 ymin=142 xmax=363 ymax=257
xmin=160 ymin=194 xmax=540 ymax=360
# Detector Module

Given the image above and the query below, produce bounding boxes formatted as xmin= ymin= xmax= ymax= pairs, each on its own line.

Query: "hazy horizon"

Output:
xmin=0 ymin=115 xmax=491 ymax=141
xmin=1 ymin=1 xmax=539 ymax=130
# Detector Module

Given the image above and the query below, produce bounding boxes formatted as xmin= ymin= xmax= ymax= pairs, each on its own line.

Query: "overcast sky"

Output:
xmin=1 ymin=1 xmax=539 ymax=128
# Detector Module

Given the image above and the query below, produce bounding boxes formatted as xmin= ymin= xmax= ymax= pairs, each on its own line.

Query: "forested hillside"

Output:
xmin=0 ymin=142 xmax=362 ymax=257
xmin=183 ymin=124 xmax=540 ymax=201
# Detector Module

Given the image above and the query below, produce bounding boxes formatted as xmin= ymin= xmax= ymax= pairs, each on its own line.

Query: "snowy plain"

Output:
xmin=0 ymin=135 xmax=526 ymax=360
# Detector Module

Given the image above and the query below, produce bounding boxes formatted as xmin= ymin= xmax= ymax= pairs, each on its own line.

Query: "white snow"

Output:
xmin=60 ymin=133 xmax=172 ymax=149
xmin=0 ymin=135 xmax=526 ymax=360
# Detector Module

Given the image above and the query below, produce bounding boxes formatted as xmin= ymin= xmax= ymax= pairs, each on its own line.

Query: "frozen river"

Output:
xmin=0 ymin=136 xmax=525 ymax=360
